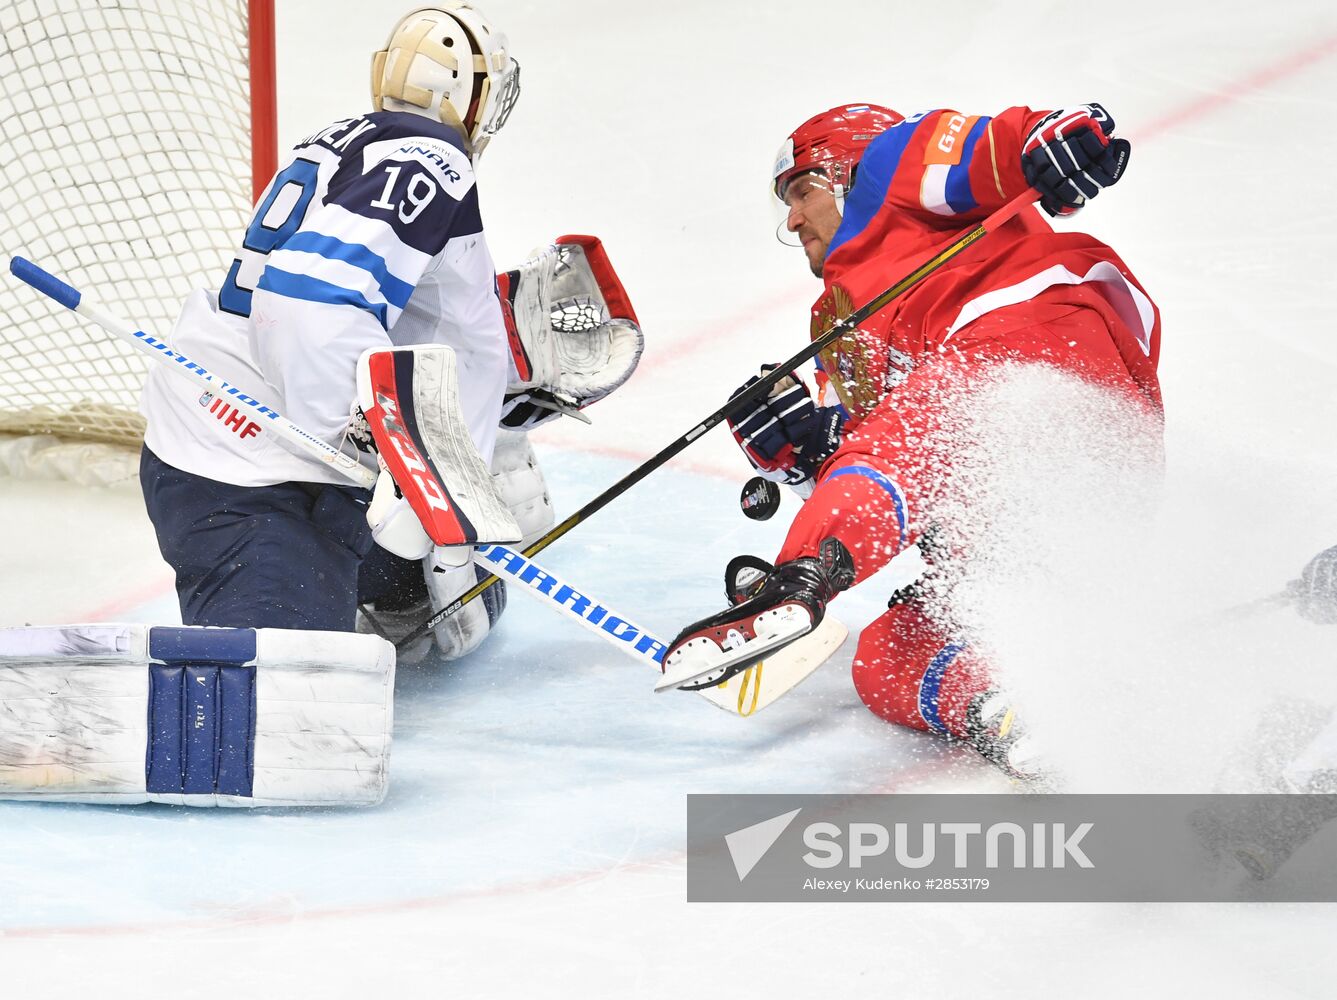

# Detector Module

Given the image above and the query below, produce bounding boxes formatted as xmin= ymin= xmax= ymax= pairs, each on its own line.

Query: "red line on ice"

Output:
xmin=1135 ymin=31 xmax=1337 ymax=140
xmin=77 ymin=573 xmax=176 ymax=621
xmin=0 ymin=757 xmax=960 ymax=940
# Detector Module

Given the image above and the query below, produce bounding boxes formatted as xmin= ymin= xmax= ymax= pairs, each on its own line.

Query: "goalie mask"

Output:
xmin=772 ymin=103 xmax=903 ymax=246
xmin=372 ymin=3 xmax=521 ymax=156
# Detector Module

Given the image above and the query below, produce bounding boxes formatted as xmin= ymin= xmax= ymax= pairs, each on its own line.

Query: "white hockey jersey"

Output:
xmin=140 ymin=111 xmax=510 ymax=488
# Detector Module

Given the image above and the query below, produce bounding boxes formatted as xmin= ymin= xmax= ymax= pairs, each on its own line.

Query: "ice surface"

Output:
xmin=5 ymin=0 xmax=1337 ymax=996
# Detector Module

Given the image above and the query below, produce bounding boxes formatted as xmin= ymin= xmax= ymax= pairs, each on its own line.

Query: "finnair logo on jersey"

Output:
xmin=401 ymin=146 xmax=461 ymax=183
xmin=362 ymin=137 xmax=474 ymax=199
xmin=475 ymin=545 xmax=669 ymax=663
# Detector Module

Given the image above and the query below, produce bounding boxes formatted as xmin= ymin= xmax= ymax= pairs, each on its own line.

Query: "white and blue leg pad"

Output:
xmin=0 ymin=624 xmax=395 ymax=807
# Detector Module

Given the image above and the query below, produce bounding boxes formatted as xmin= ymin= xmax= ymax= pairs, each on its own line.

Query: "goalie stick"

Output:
xmin=401 ymin=189 xmax=1040 ymax=646
xmin=474 ymin=543 xmax=847 ymax=715
xmin=8 ymin=256 xmax=378 ymax=489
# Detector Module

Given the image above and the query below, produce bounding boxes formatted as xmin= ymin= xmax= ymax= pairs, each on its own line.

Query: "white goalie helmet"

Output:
xmin=371 ymin=3 xmax=520 ymax=156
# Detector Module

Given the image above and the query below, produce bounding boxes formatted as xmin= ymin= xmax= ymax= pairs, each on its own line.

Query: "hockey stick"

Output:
xmin=8 ymin=256 xmax=377 ymax=489
xmin=405 ymin=189 xmax=1039 ymax=644
xmin=475 ymin=543 xmax=847 ymax=715
xmin=2 ymin=257 xmax=685 ymax=687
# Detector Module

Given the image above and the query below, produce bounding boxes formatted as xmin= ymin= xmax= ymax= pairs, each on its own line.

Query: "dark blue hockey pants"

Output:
xmin=140 ymin=447 xmax=424 ymax=631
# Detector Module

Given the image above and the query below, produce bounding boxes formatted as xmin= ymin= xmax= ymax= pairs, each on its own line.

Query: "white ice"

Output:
xmin=5 ymin=0 xmax=1337 ymax=996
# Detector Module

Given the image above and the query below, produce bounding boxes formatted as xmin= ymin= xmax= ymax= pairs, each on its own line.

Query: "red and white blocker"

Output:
xmin=777 ymin=295 xmax=1162 ymax=738
xmin=358 ymin=344 xmax=521 ymax=560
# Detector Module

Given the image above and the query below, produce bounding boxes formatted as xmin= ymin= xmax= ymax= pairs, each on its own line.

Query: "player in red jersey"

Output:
xmin=663 ymin=102 xmax=1161 ymax=779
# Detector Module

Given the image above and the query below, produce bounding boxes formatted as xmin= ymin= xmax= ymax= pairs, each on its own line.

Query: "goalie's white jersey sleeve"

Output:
xmin=140 ymin=111 xmax=509 ymax=487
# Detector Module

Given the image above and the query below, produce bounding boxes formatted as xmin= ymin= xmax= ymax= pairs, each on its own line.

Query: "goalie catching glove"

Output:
xmin=498 ymin=235 xmax=643 ymax=430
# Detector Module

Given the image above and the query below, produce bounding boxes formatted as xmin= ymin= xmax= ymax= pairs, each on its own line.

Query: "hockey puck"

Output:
xmin=739 ymin=476 xmax=781 ymax=521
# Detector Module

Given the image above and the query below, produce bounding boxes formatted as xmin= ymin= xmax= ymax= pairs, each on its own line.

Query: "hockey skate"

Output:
xmin=963 ymin=690 xmax=1048 ymax=785
xmin=659 ymin=539 xmax=854 ymax=692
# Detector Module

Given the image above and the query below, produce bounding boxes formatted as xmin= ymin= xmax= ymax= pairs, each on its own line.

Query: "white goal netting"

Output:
xmin=0 ymin=0 xmax=261 ymax=467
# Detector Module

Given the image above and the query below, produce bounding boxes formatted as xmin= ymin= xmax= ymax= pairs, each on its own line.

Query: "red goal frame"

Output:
xmin=248 ymin=0 xmax=278 ymax=204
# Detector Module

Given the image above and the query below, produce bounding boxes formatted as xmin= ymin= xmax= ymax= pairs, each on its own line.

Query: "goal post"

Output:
xmin=0 ymin=0 xmax=278 ymax=458
xmin=248 ymin=0 xmax=278 ymax=204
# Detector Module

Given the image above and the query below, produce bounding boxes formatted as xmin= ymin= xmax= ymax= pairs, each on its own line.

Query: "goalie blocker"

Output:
xmin=0 ymin=624 xmax=395 ymax=807
xmin=359 ymin=343 xmax=522 ymax=560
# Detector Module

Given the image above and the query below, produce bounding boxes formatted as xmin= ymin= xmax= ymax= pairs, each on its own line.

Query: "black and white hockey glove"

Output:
xmin=498 ymin=235 xmax=643 ymax=429
xmin=499 ymin=387 xmax=584 ymax=432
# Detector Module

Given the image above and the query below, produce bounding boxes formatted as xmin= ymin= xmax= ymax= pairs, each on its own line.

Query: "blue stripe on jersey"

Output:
xmin=827 ymin=116 xmax=933 ymax=259
xmin=944 ymin=116 xmax=991 ymax=214
xmin=918 ymin=643 xmax=964 ymax=734
xmin=824 ymin=464 xmax=908 ymax=550
xmin=256 ymin=268 xmax=390 ymax=329
xmin=282 ymin=232 xmax=415 ymax=309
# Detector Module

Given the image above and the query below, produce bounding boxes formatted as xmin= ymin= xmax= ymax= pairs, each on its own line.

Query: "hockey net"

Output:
xmin=0 ymin=0 xmax=275 ymax=484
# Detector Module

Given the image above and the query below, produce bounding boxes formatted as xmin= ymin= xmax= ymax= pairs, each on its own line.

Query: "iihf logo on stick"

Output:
xmin=200 ymin=389 xmax=261 ymax=440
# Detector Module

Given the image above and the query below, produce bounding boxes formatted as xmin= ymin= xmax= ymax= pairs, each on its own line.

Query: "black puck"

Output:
xmin=739 ymin=476 xmax=781 ymax=521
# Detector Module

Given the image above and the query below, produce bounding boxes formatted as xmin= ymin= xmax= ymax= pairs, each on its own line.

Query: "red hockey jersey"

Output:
xmin=810 ymin=106 xmax=1162 ymax=423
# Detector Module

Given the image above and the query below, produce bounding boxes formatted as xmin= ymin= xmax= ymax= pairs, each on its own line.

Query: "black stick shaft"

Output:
xmin=402 ymin=190 xmax=1036 ymax=647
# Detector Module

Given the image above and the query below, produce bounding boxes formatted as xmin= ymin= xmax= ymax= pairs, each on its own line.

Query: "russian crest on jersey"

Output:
xmin=0 ymin=624 xmax=396 ymax=807
xmin=811 ymin=282 xmax=892 ymax=419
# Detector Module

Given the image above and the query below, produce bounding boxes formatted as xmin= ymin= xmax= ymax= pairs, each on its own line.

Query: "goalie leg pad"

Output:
xmin=0 ymin=624 xmax=394 ymax=807
xmin=358 ymin=345 xmax=521 ymax=550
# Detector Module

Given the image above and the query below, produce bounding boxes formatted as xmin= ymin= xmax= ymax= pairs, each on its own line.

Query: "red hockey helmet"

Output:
xmin=772 ymin=103 xmax=904 ymax=203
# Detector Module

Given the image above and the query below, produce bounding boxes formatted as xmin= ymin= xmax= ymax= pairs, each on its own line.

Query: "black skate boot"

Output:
xmin=658 ymin=538 xmax=855 ymax=691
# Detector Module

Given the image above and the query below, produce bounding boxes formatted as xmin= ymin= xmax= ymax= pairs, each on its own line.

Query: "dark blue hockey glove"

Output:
xmin=727 ymin=365 xmax=846 ymax=486
xmin=1022 ymin=103 xmax=1131 ymax=218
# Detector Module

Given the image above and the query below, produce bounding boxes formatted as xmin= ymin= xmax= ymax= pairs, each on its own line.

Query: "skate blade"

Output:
xmin=692 ymin=616 xmax=849 ymax=716
xmin=655 ymin=604 xmax=813 ymax=692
